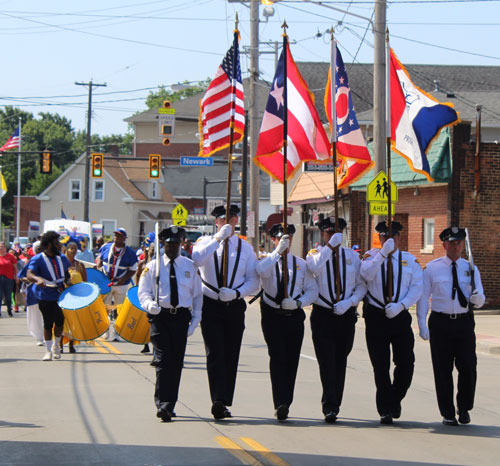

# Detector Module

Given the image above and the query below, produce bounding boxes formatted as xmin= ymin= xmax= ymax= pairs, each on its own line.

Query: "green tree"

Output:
xmin=145 ymin=80 xmax=210 ymax=109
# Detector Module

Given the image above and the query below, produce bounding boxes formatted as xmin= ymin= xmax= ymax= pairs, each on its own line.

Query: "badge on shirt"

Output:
xmin=465 ymin=271 xmax=470 ymax=277
xmin=141 ymin=267 xmax=149 ymax=278
xmin=185 ymin=271 xmax=190 ymax=278
xmin=296 ymin=265 xmax=300 ymax=270
xmin=402 ymin=260 xmax=408 ymax=266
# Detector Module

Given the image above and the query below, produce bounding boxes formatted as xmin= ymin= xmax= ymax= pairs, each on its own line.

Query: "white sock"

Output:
xmin=45 ymin=340 xmax=53 ymax=352
xmin=54 ymin=336 xmax=61 ymax=347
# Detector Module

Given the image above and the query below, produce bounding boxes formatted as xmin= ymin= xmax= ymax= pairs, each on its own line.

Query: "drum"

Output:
xmin=86 ymin=268 xmax=111 ymax=295
xmin=58 ymin=283 xmax=109 ymax=341
xmin=115 ymin=286 xmax=150 ymax=344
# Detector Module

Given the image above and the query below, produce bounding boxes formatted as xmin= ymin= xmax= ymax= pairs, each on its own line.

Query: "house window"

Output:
xmin=422 ymin=218 xmax=435 ymax=253
xmin=69 ymin=179 xmax=81 ymax=201
xmin=151 ymin=181 xmax=159 ymax=199
xmin=93 ymin=180 xmax=105 ymax=202
xmin=101 ymin=219 xmax=117 ymax=237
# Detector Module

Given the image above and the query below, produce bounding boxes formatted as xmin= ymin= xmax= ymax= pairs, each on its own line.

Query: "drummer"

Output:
xmin=27 ymin=231 xmax=71 ymax=361
xmin=138 ymin=226 xmax=202 ymax=422
xmin=97 ymin=228 xmax=138 ymax=341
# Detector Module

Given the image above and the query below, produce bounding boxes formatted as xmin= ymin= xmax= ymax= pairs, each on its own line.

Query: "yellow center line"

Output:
xmin=96 ymin=338 xmax=123 ymax=354
xmin=240 ymin=437 xmax=290 ymax=466
xmin=215 ymin=436 xmax=264 ymax=466
xmin=86 ymin=340 xmax=109 ymax=354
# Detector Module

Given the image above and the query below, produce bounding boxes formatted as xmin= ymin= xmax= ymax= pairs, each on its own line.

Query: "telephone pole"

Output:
xmin=75 ymin=80 xmax=107 ymax=222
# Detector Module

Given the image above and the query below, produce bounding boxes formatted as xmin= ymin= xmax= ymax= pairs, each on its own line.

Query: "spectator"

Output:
xmin=0 ymin=242 xmax=17 ymax=317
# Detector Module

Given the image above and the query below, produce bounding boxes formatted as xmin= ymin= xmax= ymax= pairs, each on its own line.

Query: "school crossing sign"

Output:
xmin=366 ymin=170 xmax=398 ymax=216
xmin=172 ymin=203 xmax=188 ymax=226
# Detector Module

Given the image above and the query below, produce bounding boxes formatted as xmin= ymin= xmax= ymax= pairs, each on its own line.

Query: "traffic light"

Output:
xmin=91 ymin=153 xmax=103 ymax=178
xmin=162 ymin=138 xmax=171 ymax=146
xmin=40 ymin=151 xmax=52 ymax=174
xmin=149 ymin=154 xmax=161 ymax=179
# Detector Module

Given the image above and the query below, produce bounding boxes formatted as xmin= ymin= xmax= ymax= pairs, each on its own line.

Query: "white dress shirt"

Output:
xmin=192 ymin=234 xmax=259 ymax=300
xmin=256 ymin=251 xmax=318 ymax=309
xmin=138 ymin=255 xmax=202 ymax=324
xmin=306 ymin=245 xmax=367 ymax=308
xmin=360 ymin=248 xmax=422 ymax=309
xmin=417 ymin=255 xmax=485 ymax=322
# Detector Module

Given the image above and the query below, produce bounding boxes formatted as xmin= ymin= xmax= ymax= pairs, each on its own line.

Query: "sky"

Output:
xmin=1 ymin=0 xmax=499 ymax=137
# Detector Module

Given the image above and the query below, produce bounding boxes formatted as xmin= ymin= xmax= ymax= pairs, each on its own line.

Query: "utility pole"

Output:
xmin=16 ymin=117 xmax=21 ymax=240
xmin=75 ymin=80 xmax=107 ymax=222
xmin=249 ymin=0 xmax=260 ymax=250
xmin=240 ymin=113 xmax=249 ymax=236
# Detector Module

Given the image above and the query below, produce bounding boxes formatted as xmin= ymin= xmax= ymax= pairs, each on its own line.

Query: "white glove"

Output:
xmin=418 ymin=322 xmax=430 ymax=340
xmin=469 ymin=289 xmax=484 ymax=307
xmin=219 ymin=287 xmax=237 ymax=302
xmin=147 ymin=301 xmax=161 ymax=315
xmin=380 ymin=238 xmax=395 ymax=258
xmin=276 ymin=235 xmax=290 ymax=255
xmin=187 ymin=319 xmax=200 ymax=337
xmin=328 ymin=232 xmax=343 ymax=248
xmin=215 ymin=224 xmax=232 ymax=242
xmin=385 ymin=302 xmax=404 ymax=319
xmin=334 ymin=298 xmax=352 ymax=315
xmin=281 ymin=297 xmax=298 ymax=310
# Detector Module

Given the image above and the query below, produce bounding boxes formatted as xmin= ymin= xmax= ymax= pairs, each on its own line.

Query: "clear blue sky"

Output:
xmin=1 ymin=0 xmax=499 ymax=136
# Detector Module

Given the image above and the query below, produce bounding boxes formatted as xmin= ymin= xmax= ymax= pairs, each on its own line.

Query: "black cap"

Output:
xmin=211 ymin=204 xmax=240 ymax=219
xmin=375 ymin=221 xmax=403 ymax=237
xmin=159 ymin=226 xmax=186 ymax=243
xmin=317 ymin=217 xmax=347 ymax=232
xmin=439 ymin=226 xmax=466 ymax=242
xmin=269 ymin=223 xmax=296 ymax=238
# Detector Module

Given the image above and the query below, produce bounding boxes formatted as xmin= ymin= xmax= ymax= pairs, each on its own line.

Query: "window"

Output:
xmin=69 ymin=179 xmax=81 ymax=201
xmin=101 ymin=219 xmax=117 ymax=237
xmin=93 ymin=180 xmax=105 ymax=202
xmin=422 ymin=218 xmax=435 ymax=253
xmin=151 ymin=181 xmax=159 ymax=199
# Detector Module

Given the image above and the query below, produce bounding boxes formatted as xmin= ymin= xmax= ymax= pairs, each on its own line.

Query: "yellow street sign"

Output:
xmin=158 ymin=108 xmax=176 ymax=114
xmin=366 ymin=170 xmax=398 ymax=203
xmin=369 ymin=202 xmax=395 ymax=216
xmin=172 ymin=203 xmax=188 ymax=226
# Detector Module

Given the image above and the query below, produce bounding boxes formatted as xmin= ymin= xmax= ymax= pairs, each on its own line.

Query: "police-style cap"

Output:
xmin=439 ymin=226 xmax=466 ymax=242
xmin=317 ymin=217 xmax=347 ymax=232
xmin=211 ymin=204 xmax=240 ymax=219
xmin=269 ymin=223 xmax=296 ymax=238
xmin=159 ymin=226 xmax=186 ymax=243
xmin=375 ymin=221 xmax=403 ymax=236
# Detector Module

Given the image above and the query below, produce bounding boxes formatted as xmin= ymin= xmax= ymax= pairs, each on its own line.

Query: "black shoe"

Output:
xmin=392 ymin=403 xmax=402 ymax=419
xmin=150 ymin=359 xmax=159 ymax=367
xmin=380 ymin=414 xmax=393 ymax=425
xmin=8 ymin=312 xmax=13 ymax=317
xmin=211 ymin=401 xmax=226 ymax=420
xmin=141 ymin=344 xmax=150 ymax=353
xmin=442 ymin=417 xmax=459 ymax=426
xmin=275 ymin=405 xmax=289 ymax=422
xmin=324 ymin=412 xmax=337 ymax=424
xmin=223 ymin=408 xmax=232 ymax=418
xmin=157 ymin=409 xmax=172 ymax=422
xmin=60 ymin=346 xmax=64 ymax=353
xmin=69 ymin=345 xmax=76 ymax=354
xmin=458 ymin=411 xmax=471 ymax=424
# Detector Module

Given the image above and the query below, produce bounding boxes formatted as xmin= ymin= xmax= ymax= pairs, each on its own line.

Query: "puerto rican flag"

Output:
xmin=324 ymin=45 xmax=373 ymax=188
xmin=254 ymin=41 xmax=330 ymax=183
xmin=390 ymin=48 xmax=460 ymax=181
xmin=0 ymin=126 xmax=20 ymax=152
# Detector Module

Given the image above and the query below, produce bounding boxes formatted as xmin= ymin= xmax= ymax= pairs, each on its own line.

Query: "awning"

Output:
xmin=139 ymin=210 xmax=172 ymax=221
xmin=288 ymin=172 xmax=336 ymax=205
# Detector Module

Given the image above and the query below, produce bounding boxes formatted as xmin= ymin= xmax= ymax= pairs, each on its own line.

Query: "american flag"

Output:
xmin=198 ymin=32 xmax=245 ymax=157
xmin=324 ymin=46 xmax=373 ymax=188
xmin=254 ymin=41 xmax=330 ymax=183
xmin=0 ymin=126 xmax=20 ymax=153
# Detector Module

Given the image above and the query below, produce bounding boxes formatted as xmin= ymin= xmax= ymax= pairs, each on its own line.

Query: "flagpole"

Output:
xmin=281 ymin=23 xmax=290 ymax=300
xmin=222 ymin=14 xmax=239 ymax=287
xmin=0 ymin=166 xmax=3 ymax=242
xmin=329 ymin=29 xmax=342 ymax=302
xmin=385 ymin=29 xmax=393 ymax=302
xmin=16 ymin=118 xmax=21 ymax=240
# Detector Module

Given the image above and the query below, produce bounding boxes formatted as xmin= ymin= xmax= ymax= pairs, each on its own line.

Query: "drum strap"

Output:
xmin=41 ymin=253 xmax=65 ymax=286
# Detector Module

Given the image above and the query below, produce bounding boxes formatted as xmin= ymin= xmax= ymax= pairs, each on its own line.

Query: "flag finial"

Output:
xmin=386 ymin=28 xmax=389 ymax=41
xmin=234 ymin=12 xmax=239 ymax=31
xmin=281 ymin=20 xmax=288 ymax=36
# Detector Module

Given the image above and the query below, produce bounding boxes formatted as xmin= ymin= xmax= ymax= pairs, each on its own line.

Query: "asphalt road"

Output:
xmin=1 ymin=303 xmax=500 ymax=466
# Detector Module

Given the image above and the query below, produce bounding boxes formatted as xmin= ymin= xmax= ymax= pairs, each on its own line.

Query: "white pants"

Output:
xmin=27 ymin=304 xmax=44 ymax=341
xmin=103 ymin=284 xmax=129 ymax=307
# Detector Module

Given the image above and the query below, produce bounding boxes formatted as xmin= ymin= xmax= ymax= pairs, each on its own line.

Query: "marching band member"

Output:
xmin=27 ymin=231 xmax=71 ymax=361
xmin=306 ymin=217 xmax=367 ymax=423
xmin=192 ymin=205 xmax=259 ymax=420
xmin=360 ymin=221 xmax=422 ymax=424
xmin=138 ymin=226 xmax=202 ymax=422
xmin=256 ymin=223 xmax=318 ymax=421
xmin=97 ymin=228 xmax=138 ymax=341
xmin=417 ymin=227 xmax=485 ymax=426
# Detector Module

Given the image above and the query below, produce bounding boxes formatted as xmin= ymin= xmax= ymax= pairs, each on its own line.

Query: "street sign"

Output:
xmin=172 ymin=203 xmax=188 ymax=226
xmin=366 ymin=170 xmax=398 ymax=203
xmin=369 ymin=202 xmax=395 ymax=216
xmin=180 ymin=156 xmax=213 ymax=167
xmin=246 ymin=211 xmax=255 ymax=238
xmin=158 ymin=113 xmax=176 ymax=138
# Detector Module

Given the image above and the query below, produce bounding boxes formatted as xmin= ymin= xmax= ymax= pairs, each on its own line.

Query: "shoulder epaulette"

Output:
xmin=307 ymin=248 xmax=318 ymax=256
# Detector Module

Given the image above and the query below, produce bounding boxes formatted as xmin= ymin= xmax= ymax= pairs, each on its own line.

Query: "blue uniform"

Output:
xmin=27 ymin=253 xmax=70 ymax=301
xmin=99 ymin=242 xmax=138 ymax=285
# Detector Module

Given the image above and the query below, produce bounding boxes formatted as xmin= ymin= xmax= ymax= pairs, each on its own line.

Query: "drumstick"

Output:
xmin=75 ymin=258 xmax=97 ymax=268
xmin=155 ymin=221 xmax=160 ymax=304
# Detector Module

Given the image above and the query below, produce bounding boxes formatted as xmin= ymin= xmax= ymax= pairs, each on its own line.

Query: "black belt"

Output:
xmin=161 ymin=306 xmax=188 ymax=315
xmin=431 ymin=310 xmax=472 ymax=320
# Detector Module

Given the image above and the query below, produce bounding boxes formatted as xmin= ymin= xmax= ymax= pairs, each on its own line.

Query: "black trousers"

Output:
xmin=201 ymin=296 xmax=246 ymax=407
xmin=310 ymin=304 xmax=357 ymax=415
xmin=38 ymin=299 xmax=65 ymax=330
xmin=364 ymin=304 xmax=415 ymax=416
xmin=428 ymin=311 xmax=477 ymax=418
xmin=261 ymin=301 xmax=305 ymax=410
xmin=150 ymin=307 xmax=191 ymax=413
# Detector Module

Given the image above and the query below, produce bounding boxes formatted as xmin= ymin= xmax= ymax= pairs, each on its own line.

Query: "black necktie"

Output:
xmin=276 ymin=257 xmax=285 ymax=303
xmin=169 ymin=260 xmax=179 ymax=308
xmin=452 ymin=261 xmax=468 ymax=308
